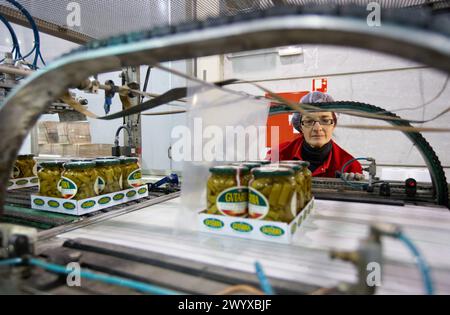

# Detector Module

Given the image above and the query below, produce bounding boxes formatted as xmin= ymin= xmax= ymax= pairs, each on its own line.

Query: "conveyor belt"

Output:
xmin=55 ymin=198 xmax=450 ymax=295
xmin=3 ymin=185 xmax=179 ymax=231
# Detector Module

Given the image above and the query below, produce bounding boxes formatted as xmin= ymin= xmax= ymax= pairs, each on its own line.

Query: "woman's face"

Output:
xmin=300 ymin=112 xmax=336 ymax=148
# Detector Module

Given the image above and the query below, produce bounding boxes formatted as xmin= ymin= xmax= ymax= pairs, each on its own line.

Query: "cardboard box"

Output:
xmin=198 ymin=198 xmax=315 ymax=244
xmin=38 ymin=121 xmax=91 ymax=145
xmin=31 ymin=184 xmax=149 ymax=216
xmin=7 ymin=176 xmax=39 ymax=190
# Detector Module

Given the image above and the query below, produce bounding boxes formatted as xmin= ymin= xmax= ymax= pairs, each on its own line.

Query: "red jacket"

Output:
xmin=268 ymin=136 xmax=362 ymax=177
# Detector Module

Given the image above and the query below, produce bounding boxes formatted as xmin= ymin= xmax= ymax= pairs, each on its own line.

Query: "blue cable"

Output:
xmin=255 ymin=261 xmax=274 ymax=295
xmin=397 ymin=233 xmax=434 ymax=295
xmin=28 ymin=258 xmax=184 ymax=295
xmin=0 ymin=14 xmax=23 ymax=61
xmin=0 ymin=257 xmax=23 ymax=266
xmin=6 ymin=0 xmax=45 ymax=68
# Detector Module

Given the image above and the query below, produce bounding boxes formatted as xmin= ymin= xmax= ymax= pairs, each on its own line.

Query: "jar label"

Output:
xmin=58 ymin=177 xmax=78 ymax=199
xmin=128 ymin=169 xmax=142 ymax=188
xmin=96 ymin=176 xmax=105 ymax=195
xmin=32 ymin=162 xmax=38 ymax=176
xmin=248 ymin=187 xmax=269 ymax=219
xmin=12 ymin=166 xmax=20 ymax=178
xmin=216 ymin=186 xmax=248 ymax=217
xmin=291 ymin=192 xmax=297 ymax=218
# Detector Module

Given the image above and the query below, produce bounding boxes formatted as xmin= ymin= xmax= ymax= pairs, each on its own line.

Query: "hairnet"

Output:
xmin=291 ymin=91 xmax=335 ymax=133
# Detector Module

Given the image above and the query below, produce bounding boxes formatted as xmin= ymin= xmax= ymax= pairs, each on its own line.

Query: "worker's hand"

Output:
xmin=342 ymin=172 xmax=365 ymax=181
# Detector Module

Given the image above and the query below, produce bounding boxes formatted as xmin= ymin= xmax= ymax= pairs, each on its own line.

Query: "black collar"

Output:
xmin=301 ymin=140 xmax=332 ymax=172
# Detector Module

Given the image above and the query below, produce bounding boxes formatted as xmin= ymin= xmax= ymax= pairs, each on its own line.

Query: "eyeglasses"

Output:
xmin=300 ymin=118 xmax=334 ymax=127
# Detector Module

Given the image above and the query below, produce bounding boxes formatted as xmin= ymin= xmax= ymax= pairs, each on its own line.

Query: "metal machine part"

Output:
xmin=0 ymin=223 xmax=37 ymax=258
xmin=112 ymin=124 xmax=133 ymax=157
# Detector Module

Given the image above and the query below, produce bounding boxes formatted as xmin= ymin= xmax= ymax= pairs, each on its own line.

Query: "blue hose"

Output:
xmin=0 ymin=14 xmax=22 ymax=61
xmin=6 ymin=0 xmax=45 ymax=68
xmin=0 ymin=257 xmax=23 ymax=266
xmin=255 ymin=261 xmax=274 ymax=295
xmin=398 ymin=233 xmax=434 ymax=295
xmin=28 ymin=258 xmax=184 ymax=295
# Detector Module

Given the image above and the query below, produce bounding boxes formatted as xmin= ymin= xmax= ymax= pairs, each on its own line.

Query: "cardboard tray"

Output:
xmin=8 ymin=177 xmax=39 ymax=190
xmin=198 ymin=197 xmax=315 ymax=244
xmin=30 ymin=184 xmax=149 ymax=216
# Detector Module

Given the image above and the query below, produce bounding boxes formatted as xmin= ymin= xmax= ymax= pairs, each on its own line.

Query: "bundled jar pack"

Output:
xmin=207 ymin=165 xmax=250 ymax=217
xmin=12 ymin=154 xmax=36 ymax=178
xmin=248 ymin=166 xmax=296 ymax=223
xmin=96 ymin=158 xmax=122 ymax=193
xmin=38 ymin=161 xmax=65 ymax=198
xmin=59 ymin=161 xmax=98 ymax=200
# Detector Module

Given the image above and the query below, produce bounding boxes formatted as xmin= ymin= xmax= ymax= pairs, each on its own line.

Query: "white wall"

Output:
xmin=223 ymin=45 xmax=450 ymax=181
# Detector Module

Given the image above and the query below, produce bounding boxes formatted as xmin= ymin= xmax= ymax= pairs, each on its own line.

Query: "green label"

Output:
xmin=113 ymin=193 xmax=125 ymax=201
xmin=47 ymin=200 xmax=60 ymax=208
xmin=260 ymin=225 xmax=285 ymax=237
xmin=33 ymin=198 xmax=45 ymax=206
xmin=98 ymin=196 xmax=111 ymax=205
xmin=16 ymin=179 xmax=28 ymax=186
xmin=58 ymin=177 xmax=78 ymax=199
xmin=203 ymin=218 xmax=224 ymax=229
xmin=248 ymin=188 xmax=269 ymax=219
xmin=63 ymin=202 xmax=76 ymax=210
xmin=216 ymin=186 xmax=248 ymax=217
xmin=126 ymin=190 xmax=137 ymax=198
xmin=81 ymin=200 xmax=96 ymax=209
xmin=30 ymin=177 xmax=39 ymax=184
xmin=8 ymin=181 xmax=13 ymax=187
xmin=128 ymin=169 xmax=142 ymax=188
xmin=230 ymin=222 xmax=253 ymax=233
xmin=138 ymin=187 xmax=147 ymax=195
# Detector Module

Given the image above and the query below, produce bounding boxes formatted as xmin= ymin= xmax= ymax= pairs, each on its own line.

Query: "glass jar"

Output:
xmin=120 ymin=157 xmax=142 ymax=189
xmin=207 ymin=165 xmax=250 ymax=217
xmin=95 ymin=159 xmax=122 ymax=194
xmin=13 ymin=154 xmax=36 ymax=178
xmin=59 ymin=161 xmax=98 ymax=200
xmin=231 ymin=162 xmax=261 ymax=184
xmin=270 ymin=163 xmax=306 ymax=215
xmin=299 ymin=161 xmax=312 ymax=202
xmin=248 ymin=167 xmax=296 ymax=223
xmin=38 ymin=161 xmax=65 ymax=197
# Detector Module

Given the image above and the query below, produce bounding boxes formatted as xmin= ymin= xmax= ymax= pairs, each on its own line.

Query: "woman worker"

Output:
xmin=270 ymin=91 xmax=363 ymax=179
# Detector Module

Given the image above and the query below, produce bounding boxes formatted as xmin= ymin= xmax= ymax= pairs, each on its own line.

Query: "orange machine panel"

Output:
xmin=266 ymin=91 xmax=309 ymax=147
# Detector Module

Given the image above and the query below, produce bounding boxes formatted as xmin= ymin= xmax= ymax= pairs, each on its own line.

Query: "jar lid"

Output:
xmin=252 ymin=166 xmax=294 ymax=178
xmin=96 ymin=158 xmax=120 ymax=166
xmin=70 ymin=158 xmax=94 ymax=162
xmin=231 ymin=162 xmax=261 ymax=170
xmin=246 ymin=160 xmax=271 ymax=165
xmin=270 ymin=163 xmax=301 ymax=171
xmin=119 ymin=157 xmax=139 ymax=164
xmin=17 ymin=154 xmax=35 ymax=160
xmin=40 ymin=161 xmax=65 ymax=168
xmin=64 ymin=161 xmax=96 ymax=169
xmin=209 ymin=165 xmax=250 ymax=175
